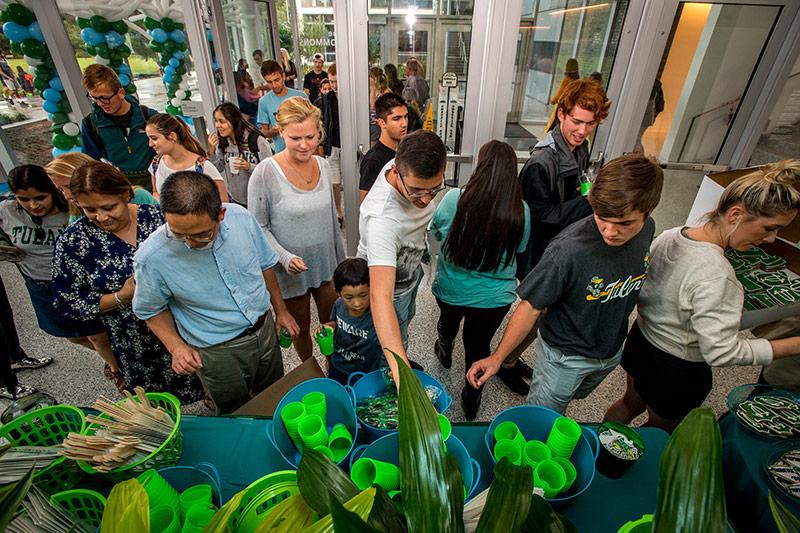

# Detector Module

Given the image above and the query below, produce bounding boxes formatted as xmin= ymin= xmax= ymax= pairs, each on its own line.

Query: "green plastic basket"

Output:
xmin=230 ymin=470 xmax=299 ymax=532
xmin=0 ymin=405 xmax=85 ymax=494
xmin=76 ymin=392 xmax=183 ymax=482
xmin=50 ymin=488 xmax=107 ymax=529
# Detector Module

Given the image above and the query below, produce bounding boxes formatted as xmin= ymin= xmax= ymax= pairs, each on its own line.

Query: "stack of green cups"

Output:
xmin=279 ymin=328 xmax=293 ymax=348
xmin=315 ymin=326 xmax=334 ymax=356
xmin=181 ymin=506 xmax=216 ymax=533
xmin=546 ymin=417 xmax=582 ymax=459
xmin=493 ymin=439 xmax=522 ymax=466
xmin=351 ymin=458 xmax=401 ymax=491
xmin=179 ymin=485 xmax=212 ymax=521
xmin=495 ymin=421 xmax=527 ymax=450
xmin=281 ymin=401 xmax=307 ymax=450
xmin=523 ymin=440 xmax=551 ymax=469
xmin=138 ymin=470 xmax=180 ymax=511
xmin=552 ymin=457 xmax=577 ymax=492
xmin=328 ymin=422 xmax=353 ymax=462
xmin=150 ymin=505 xmax=180 ymax=533
xmin=534 ymin=460 xmax=567 ymax=498
xmin=303 ymin=392 xmax=327 ymax=424
xmin=298 ymin=414 xmax=328 ymax=449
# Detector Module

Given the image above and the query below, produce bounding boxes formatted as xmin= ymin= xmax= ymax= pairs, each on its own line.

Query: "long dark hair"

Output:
xmin=8 ymin=164 xmax=69 ymax=213
xmin=214 ymin=102 xmax=263 ymax=153
xmin=443 ymin=141 xmax=525 ymax=272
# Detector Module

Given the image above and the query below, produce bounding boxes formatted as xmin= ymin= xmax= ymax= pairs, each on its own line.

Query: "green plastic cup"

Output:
xmin=439 ymin=414 xmax=452 ymax=441
xmin=494 ymin=421 xmax=526 ymax=451
xmin=315 ymin=326 xmax=334 ymax=356
xmin=534 ymin=460 xmax=567 ymax=498
xmin=303 ymin=391 xmax=327 ymax=423
xmin=523 ymin=440 xmax=552 ymax=469
xmin=298 ymin=414 xmax=329 ymax=449
xmin=350 ymin=458 xmax=401 ymax=491
xmin=313 ymin=445 xmax=335 ymax=461
xmin=138 ymin=470 xmax=180 ymax=510
xmin=150 ymin=505 xmax=180 ymax=533
xmin=546 ymin=417 xmax=582 ymax=459
xmin=493 ymin=439 xmax=522 ymax=466
xmin=179 ymin=485 xmax=213 ymax=520
xmin=580 ymin=181 xmax=592 ymax=196
xmin=387 ymin=489 xmax=402 ymax=502
xmin=280 ymin=401 xmax=307 ymax=450
xmin=328 ymin=423 xmax=353 ymax=462
xmin=182 ymin=505 xmax=217 ymax=533
xmin=279 ymin=328 xmax=293 ymax=348
xmin=552 ymin=457 xmax=577 ymax=492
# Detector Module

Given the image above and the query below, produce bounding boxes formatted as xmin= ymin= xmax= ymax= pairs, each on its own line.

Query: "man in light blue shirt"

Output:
xmin=133 ymin=171 xmax=299 ymax=414
xmin=256 ymin=59 xmax=307 ymax=153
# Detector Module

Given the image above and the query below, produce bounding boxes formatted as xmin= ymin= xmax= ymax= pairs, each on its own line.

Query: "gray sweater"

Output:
xmin=637 ymin=227 xmax=773 ymax=367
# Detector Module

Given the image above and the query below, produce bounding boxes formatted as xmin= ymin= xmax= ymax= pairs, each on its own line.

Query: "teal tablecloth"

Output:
xmin=177 ymin=415 xmax=667 ymax=532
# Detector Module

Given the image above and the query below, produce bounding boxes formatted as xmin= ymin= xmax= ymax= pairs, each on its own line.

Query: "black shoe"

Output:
xmin=0 ymin=384 xmax=37 ymax=400
xmin=497 ymin=365 xmax=530 ymax=395
xmin=516 ymin=360 xmax=533 ymax=380
xmin=409 ymin=359 xmax=424 ymax=371
xmin=434 ymin=340 xmax=452 ymax=369
xmin=12 ymin=356 xmax=53 ymax=371
xmin=461 ymin=386 xmax=481 ymax=421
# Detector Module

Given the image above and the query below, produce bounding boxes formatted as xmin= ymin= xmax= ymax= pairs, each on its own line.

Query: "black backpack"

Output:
xmin=83 ymin=104 xmax=153 ymax=156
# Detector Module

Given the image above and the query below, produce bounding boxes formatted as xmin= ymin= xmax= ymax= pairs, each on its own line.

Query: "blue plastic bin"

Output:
xmin=346 ymin=369 xmax=452 ymax=441
xmin=267 ymin=378 xmax=359 ymax=468
xmin=157 ymin=462 xmax=222 ymax=508
xmin=350 ymin=431 xmax=480 ymax=501
xmin=485 ymin=406 xmax=598 ymax=507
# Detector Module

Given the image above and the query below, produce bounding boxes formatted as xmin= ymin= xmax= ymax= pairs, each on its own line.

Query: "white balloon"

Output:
xmin=62 ymin=122 xmax=80 ymax=137
xmin=179 ymin=80 xmax=189 ymax=90
xmin=23 ymin=55 xmax=42 ymax=66
xmin=175 ymin=90 xmax=187 ymax=100
xmin=171 ymin=97 xmax=182 ymax=107
xmin=67 ymin=113 xmax=79 ymax=123
xmin=95 ymin=56 xmax=110 ymax=66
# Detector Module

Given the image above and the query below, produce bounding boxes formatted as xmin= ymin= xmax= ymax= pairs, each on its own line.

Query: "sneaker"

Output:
xmin=12 ymin=356 xmax=53 ymax=371
xmin=0 ymin=384 xmax=37 ymax=400
xmin=497 ymin=365 xmax=530 ymax=395
xmin=461 ymin=386 xmax=481 ymax=421
xmin=409 ymin=359 xmax=424 ymax=372
xmin=434 ymin=339 xmax=452 ymax=369
xmin=516 ymin=360 xmax=533 ymax=380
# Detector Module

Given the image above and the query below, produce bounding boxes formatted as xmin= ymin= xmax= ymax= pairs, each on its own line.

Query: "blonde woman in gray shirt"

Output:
xmin=248 ymin=96 xmax=344 ymax=360
xmin=605 ymin=160 xmax=800 ymax=431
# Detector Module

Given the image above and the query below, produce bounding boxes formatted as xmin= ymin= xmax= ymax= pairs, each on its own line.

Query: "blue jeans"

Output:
xmin=393 ymin=266 xmax=423 ymax=351
xmin=527 ymin=336 xmax=623 ymax=414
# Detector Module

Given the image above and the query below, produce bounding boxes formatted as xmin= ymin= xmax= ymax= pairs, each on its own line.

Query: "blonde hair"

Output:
xmin=82 ymin=64 xmax=122 ymax=93
xmin=709 ymin=160 xmax=800 ymax=222
xmin=276 ymin=96 xmax=325 ymax=140
xmin=146 ymin=114 xmax=207 ymax=157
xmin=45 ymin=152 xmax=96 ymax=182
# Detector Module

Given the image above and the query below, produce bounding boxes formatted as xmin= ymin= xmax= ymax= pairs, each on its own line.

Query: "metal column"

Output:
xmin=208 ymin=0 xmax=239 ymax=106
xmin=182 ymin=0 xmax=221 ymax=129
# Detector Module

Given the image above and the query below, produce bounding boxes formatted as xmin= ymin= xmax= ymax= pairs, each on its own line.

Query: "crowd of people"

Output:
xmin=1 ymin=54 xmax=799 ymax=431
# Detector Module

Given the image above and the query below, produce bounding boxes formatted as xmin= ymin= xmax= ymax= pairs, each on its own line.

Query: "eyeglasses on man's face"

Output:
xmin=394 ymin=165 xmax=446 ymax=199
xmin=165 ymin=222 xmax=218 ymax=244
xmin=87 ymin=91 xmax=118 ymax=105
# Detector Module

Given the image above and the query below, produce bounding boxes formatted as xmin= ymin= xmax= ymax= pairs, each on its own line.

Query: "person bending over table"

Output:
xmin=466 ymin=154 xmax=663 ymax=415
xmin=605 ymin=160 xmax=800 ymax=432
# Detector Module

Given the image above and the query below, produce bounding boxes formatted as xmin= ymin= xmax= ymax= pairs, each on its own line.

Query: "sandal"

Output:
xmin=203 ymin=396 xmax=216 ymax=412
xmin=102 ymin=364 xmax=128 ymax=394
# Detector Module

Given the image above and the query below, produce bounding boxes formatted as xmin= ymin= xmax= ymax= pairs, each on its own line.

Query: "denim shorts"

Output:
xmin=527 ymin=335 xmax=623 ymax=414
xmin=23 ymin=275 xmax=104 ymax=338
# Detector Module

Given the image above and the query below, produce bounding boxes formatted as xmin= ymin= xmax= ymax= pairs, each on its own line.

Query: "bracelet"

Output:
xmin=113 ymin=292 xmax=123 ymax=307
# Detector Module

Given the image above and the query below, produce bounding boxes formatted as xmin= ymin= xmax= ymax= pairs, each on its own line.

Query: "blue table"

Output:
xmin=177 ymin=415 xmax=668 ymax=532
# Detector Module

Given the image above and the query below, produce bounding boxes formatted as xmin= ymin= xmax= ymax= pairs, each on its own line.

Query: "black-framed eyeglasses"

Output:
xmin=393 ymin=165 xmax=446 ymax=200
xmin=87 ymin=92 xmax=116 ymax=105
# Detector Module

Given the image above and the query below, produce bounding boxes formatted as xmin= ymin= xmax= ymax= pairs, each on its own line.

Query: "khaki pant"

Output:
xmin=194 ymin=314 xmax=284 ymax=414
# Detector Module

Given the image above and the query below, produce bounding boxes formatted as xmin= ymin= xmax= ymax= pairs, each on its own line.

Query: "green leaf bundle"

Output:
xmin=0 ymin=466 xmax=34 ymax=531
xmin=476 ymin=458 xmax=533 ymax=533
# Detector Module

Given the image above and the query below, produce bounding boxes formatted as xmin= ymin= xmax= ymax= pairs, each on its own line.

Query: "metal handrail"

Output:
xmin=679 ymin=97 xmax=741 ymax=162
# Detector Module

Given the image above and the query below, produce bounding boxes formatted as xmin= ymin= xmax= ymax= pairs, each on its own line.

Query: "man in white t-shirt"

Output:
xmin=357 ymin=130 xmax=447 ymax=382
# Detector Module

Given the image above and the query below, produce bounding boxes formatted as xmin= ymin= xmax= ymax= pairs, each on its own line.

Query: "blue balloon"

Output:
xmin=42 ymin=88 xmax=62 ymax=103
xmin=168 ymin=58 xmax=179 ymax=68
xmin=3 ymin=22 xmax=30 ymax=43
xmin=52 ymin=146 xmax=83 ymax=158
xmin=206 ymin=28 xmax=213 ymax=42
xmin=151 ymin=28 xmax=168 ymax=43
xmin=163 ymin=73 xmax=173 ymax=84
xmin=49 ymin=77 xmax=63 ymax=91
xmin=172 ymin=51 xmax=184 ymax=59
xmin=169 ymin=30 xmax=185 ymax=44
xmin=28 ymin=22 xmax=44 ymax=43
xmin=212 ymin=60 xmax=218 ymax=69
xmin=80 ymin=27 xmax=104 ymax=47
xmin=164 ymin=65 xmax=176 ymax=76
xmin=43 ymin=100 xmax=60 ymax=113
xmin=118 ymin=74 xmax=129 ymax=86
xmin=105 ymin=31 xmax=124 ymax=49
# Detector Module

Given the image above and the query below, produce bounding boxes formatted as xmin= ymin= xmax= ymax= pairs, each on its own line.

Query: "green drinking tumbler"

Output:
xmin=179 ymin=484 xmax=213 ymax=520
xmin=279 ymin=328 xmax=293 ymax=348
xmin=493 ymin=439 xmax=522 ymax=466
xmin=494 ymin=421 xmax=526 ymax=450
xmin=298 ymin=414 xmax=329 ymax=449
xmin=182 ymin=505 xmax=217 ymax=533
xmin=328 ymin=423 xmax=353 ymax=462
xmin=523 ymin=440 xmax=552 ymax=469
xmin=302 ymin=391 xmax=327 ymax=423
xmin=350 ymin=458 xmax=401 ymax=491
xmin=280 ymin=401 xmax=306 ymax=450
xmin=534 ymin=460 xmax=567 ymax=498
xmin=313 ymin=445 xmax=335 ymax=461
xmin=552 ymin=457 xmax=577 ymax=492
xmin=150 ymin=505 xmax=180 ymax=533
xmin=137 ymin=470 xmax=180 ymax=510
xmin=315 ymin=326 xmax=334 ymax=356
xmin=546 ymin=417 xmax=582 ymax=459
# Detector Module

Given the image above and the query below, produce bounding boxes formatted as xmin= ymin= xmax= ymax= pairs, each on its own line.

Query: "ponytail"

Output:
xmin=146 ymin=113 xmax=207 ymax=158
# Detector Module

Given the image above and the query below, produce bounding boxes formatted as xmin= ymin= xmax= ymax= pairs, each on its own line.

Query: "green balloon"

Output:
xmin=175 ymin=66 xmax=186 ymax=76
xmin=126 ymin=83 xmax=136 ymax=95
xmin=109 ymin=58 xmax=122 ymax=68
xmin=32 ymin=77 xmax=49 ymax=91
xmin=183 ymin=90 xmax=191 ymax=98
xmin=76 ymin=17 xmax=90 ymax=29
xmin=10 ymin=41 xmax=22 ymax=55
xmin=168 ymin=81 xmax=179 ymax=92
xmin=0 ymin=10 xmax=7 ymax=24
xmin=149 ymin=41 xmax=163 ymax=52
xmin=159 ymin=56 xmax=170 ymax=67
xmin=6 ymin=4 xmax=34 ymax=26
xmin=174 ymin=22 xmax=184 ymax=30
xmin=89 ymin=15 xmax=110 ymax=33
xmin=50 ymin=112 xmax=68 ymax=125
xmin=58 ymin=100 xmax=71 ymax=113
xmin=20 ymin=39 xmax=45 ymax=60
xmin=95 ymin=43 xmax=110 ymax=59
xmin=86 ymin=45 xmax=96 ymax=56
xmin=112 ymin=20 xmax=128 ymax=34
xmin=161 ymin=17 xmax=175 ymax=32
xmin=167 ymin=91 xmax=175 ymax=99
xmin=178 ymin=42 xmax=187 ymax=52
xmin=163 ymin=41 xmax=176 ymax=54
xmin=166 ymin=104 xmax=179 ymax=115
xmin=52 ymin=133 xmax=74 ymax=150
xmin=34 ymin=65 xmax=52 ymax=80
xmin=117 ymin=44 xmax=131 ymax=58
xmin=143 ymin=17 xmax=159 ymax=30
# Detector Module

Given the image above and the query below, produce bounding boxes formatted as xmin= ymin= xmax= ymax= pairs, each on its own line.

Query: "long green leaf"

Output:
xmin=0 ymin=467 xmax=34 ymax=530
xmin=366 ymin=485 xmax=407 ymax=532
xmin=476 ymin=458 xmax=533 ymax=533
xmin=330 ymin=489 xmax=381 ymax=532
xmin=521 ymin=495 xmax=575 ymax=533
xmin=298 ymin=447 xmax=359 ymax=515
xmin=100 ymin=479 xmax=149 ymax=533
xmin=769 ymin=491 xmax=800 ymax=533
xmin=203 ymin=488 xmax=246 ymax=533
xmin=256 ymin=493 xmax=317 ymax=532
xmin=445 ymin=453 xmax=465 ymax=528
xmin=304 ymin=487 xmax=376 ymax=533
xmin=653 ymin=408 xmax=727 ymax=533
xmin=392 ymin=351 xmax=463 ymax=533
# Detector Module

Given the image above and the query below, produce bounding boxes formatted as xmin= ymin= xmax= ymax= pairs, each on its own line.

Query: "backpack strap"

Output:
xmin=194 ymin=156 xmax=206 ymax=174
xmin=82 ymin=113 xmax=105 ymax=155
xmin=150 ymin=154 xmax=162 ymax=177
xmin=247 ymin=130 xmax=261 ymax=158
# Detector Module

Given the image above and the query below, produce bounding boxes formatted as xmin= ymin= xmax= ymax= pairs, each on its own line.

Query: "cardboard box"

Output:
xmin=686 ymin=166 xmax=800 ymax=330
xmin=234 ymin=357 xmax=325 ymax=417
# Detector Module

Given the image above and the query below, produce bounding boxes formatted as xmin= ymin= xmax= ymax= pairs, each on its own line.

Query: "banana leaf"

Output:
xmin=330 ymin=489 xmax=382 ymax=532
xmin=769 ymin=491 xmax=800 ymax=533
xmin=366 ymin=485 xmax=407 ymax=532
xmin=0 ymin=467 xmax=33 ymax=531
xmin=445 ymin=453 xmax=465 ymax=527
xmin=475 ymin=458 xmax=533 ymax=533
xmin=298 ymin=447 xmax=359 ymax=515
xmin=100 ymin=479 xmax=149 ymax=533
xmin=652 ymin=408 xmax=727 ymax=533
xmin=392 ymin=351 xmax=464 ymax=533
xmin=304 ymin=487 xmax=376 ymax=533
xmin=255 ymin=493 xmax=317 ymax=532
xmin=521 ymin=495 xmax=576 ymax=533
xmin=203 ymin=488 xmax=246 ymax=533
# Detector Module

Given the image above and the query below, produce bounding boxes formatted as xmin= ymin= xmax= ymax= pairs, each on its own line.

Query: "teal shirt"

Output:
xmin=68 ymin=188 xmax=159 ymax=225
xmin=429 ymin=188 xmax=530 ymax=308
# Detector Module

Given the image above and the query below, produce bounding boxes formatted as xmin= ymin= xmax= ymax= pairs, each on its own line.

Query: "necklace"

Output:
xmin=282 ymin=156 xmax=317 ymax=186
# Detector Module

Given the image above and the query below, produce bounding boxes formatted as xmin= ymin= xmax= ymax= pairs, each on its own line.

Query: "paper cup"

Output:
xmin=229 ymin=157 xmax=241 ymax=175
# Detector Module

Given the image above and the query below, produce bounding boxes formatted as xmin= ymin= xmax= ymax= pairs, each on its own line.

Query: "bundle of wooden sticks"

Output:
xmin=61 ymin=387 xmax=175 ymax=472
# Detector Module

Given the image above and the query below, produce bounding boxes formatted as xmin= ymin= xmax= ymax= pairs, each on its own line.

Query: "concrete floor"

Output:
xmin=0 ymin=168 xmax=760 ymax=422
